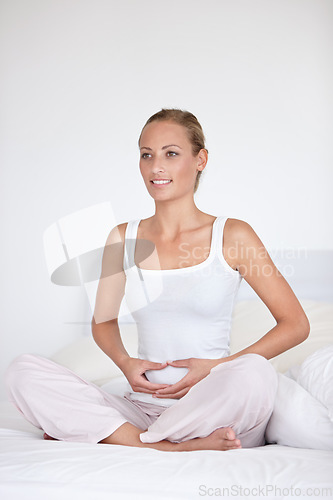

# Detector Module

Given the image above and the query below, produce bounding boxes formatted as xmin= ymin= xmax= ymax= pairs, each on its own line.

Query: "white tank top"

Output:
xmin=123 ymin=216 xmax=243 ymax=406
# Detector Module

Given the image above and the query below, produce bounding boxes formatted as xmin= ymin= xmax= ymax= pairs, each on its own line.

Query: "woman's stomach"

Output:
xmin=144 ymin=365 xmax=189 ymax=385
xmin=126 ymin=365 xmax=190 ymax=408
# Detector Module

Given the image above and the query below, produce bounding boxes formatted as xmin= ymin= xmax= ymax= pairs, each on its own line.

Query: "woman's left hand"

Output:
xmin=152 ymin=357 xmax=229 ymax=399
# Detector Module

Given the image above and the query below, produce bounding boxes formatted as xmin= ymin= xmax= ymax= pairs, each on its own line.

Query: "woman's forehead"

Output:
xmin=140 ymin=120 xmax=189 ymax=147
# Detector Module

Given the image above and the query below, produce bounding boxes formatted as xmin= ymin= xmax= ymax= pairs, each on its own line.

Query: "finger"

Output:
xmin=144 ymin=361 xmax=168 ymax=371
xmin=134 ymin=379 xmax=171 ymax=393
xmin=166 ymin=359 xmax=190 ymax=368
xmin=153 ymin=376 xmax=191 ymax=395
xmin=153 ymin=387 xmax=189 ymax=399
xmin=133 ymin=386 xmax=168 ymax=394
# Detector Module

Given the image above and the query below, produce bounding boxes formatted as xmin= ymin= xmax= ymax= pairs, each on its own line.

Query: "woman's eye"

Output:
xmin=141 ymin=153 xmax=151 ymax=159
xmin=167 ymin=151 xmax=178 ymax=157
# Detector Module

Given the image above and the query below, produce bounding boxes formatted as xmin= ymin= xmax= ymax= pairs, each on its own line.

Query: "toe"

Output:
xmin=225 ymin=427 xmax=236 ymax=440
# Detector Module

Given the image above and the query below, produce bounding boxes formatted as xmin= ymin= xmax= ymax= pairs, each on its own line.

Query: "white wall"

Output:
xmin=1 ymin=0 xmax=332 ymax=399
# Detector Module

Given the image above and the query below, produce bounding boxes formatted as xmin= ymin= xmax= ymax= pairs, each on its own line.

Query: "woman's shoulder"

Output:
xmin=104 ymin=222 xmax=129 ymax=246
xmin=224 ymin=217 xmax=252 ymax=237
xmin=224 ymin=217 xmax=266 ymax=255
xmin=223 ymin=217 xmax=258 ymax=248
xmin=116 ymin=222 xmax=128 ymax=240
xmin=222 ymin=218 xmax=258 ymax=272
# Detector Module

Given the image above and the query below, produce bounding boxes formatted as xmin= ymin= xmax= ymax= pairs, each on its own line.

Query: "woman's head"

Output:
xmin=138 ymin=108 xmax=208 ymax=193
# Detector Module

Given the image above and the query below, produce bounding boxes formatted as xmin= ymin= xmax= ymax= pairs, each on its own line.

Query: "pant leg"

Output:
xmin=5 ymin=353 xmax=158 ymax=444
xmin=139 ymin=353 xmax=278 ymax=448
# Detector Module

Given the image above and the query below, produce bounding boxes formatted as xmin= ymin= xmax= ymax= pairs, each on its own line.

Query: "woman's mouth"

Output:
xmin=151 ymin=179 xmax=172 ymax=186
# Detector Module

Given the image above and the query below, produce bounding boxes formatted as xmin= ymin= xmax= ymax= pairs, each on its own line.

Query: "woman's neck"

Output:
xmin=149 ymin=198 xmax=206 ymax=238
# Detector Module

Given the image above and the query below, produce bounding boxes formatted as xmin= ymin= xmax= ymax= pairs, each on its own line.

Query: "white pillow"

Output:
xmin=100 ymin=376 xmax=129 ymax=396
xmin=296 ymin=344 xmax=333 ymax=422
xmin=265 ymin=372 xmax=333 ymax=451
xmin=231 ymin=299 xmax=333 ymax=373
xmin=51 ymin=323 xmax=138 ymax=384
xmin=50 ymin=300 xmax=333 ymax=384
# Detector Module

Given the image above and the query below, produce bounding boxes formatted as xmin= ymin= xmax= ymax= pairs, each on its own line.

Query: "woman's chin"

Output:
xmin=145 ymin=365 xmax=189 ymax=385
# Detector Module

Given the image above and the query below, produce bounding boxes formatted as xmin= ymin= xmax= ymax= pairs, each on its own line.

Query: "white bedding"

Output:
xmin=1 ymin=299 xmax=333 ymax=499
xmin=0 ymin=402 xmax=332 ymax=500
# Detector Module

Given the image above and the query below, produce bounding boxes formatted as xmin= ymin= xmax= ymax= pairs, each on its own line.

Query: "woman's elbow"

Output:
xmin=294 ymin=313 xmax=311 ymax=343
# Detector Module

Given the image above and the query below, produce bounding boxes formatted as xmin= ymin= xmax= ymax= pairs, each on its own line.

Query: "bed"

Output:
xmin=1 ymin=298 xmax=332 ymax=500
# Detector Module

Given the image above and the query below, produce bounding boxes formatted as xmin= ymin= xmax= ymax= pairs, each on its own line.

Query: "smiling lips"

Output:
xmin=151 ymin=179 xmax=172 ymax=185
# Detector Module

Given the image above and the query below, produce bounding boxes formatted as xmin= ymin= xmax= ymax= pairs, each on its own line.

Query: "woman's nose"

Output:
xmin=151 ymin=158 xmax=165 ymax=174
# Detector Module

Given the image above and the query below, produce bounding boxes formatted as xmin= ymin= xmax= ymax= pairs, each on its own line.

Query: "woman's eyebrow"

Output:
xmin=140 ymin=144 xmax=182 ymax=150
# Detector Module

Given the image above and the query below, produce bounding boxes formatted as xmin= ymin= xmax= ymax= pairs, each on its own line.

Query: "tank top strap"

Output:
xmin=210 ymin=216 xmax=228 ymax=257
xmin=123 ymin=219 xmax=140 ymax=271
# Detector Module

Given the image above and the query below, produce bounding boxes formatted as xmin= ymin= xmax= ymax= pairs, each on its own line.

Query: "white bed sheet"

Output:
xmin=0 ymin=402 xmax=332 ymax=500
xmin=2 ymin=299 xmax=333 ymax=499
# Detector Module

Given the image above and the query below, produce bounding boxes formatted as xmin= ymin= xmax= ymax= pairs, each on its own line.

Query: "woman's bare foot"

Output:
xmin=44 ymin=425 xmax=241 ymax=450
xmin=190 ymin=426 xmax=242 ymax=451
xmin=43 ymin=432 xmax=58 ymax=441
xmin=100 ymin=422 xmax=241 ymax=452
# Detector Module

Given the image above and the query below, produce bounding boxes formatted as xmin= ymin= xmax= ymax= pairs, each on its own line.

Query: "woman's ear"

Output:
xmin=197 ymin=148 xmax=208 ymax=171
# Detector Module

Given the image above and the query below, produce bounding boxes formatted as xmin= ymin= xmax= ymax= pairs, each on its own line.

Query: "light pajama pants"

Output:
xmin=5 ymin=352 xmax=278 ymax=448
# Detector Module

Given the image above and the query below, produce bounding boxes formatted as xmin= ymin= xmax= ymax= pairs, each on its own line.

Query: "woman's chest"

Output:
xmin=134 ymin=225 xmax=237 ymax=271
xmin=135 ymin=233 xmax=211 ymax=270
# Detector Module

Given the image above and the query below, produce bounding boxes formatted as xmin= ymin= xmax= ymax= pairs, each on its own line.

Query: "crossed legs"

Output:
xmin=6 ymin=353 xmax=278 ymax=451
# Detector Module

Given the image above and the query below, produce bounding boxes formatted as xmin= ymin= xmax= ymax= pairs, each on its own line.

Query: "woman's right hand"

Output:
xmin=120 ymin=357 xmax=171 ymax=394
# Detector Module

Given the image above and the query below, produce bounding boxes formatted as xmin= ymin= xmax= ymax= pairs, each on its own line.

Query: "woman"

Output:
xmin=6 ymin=109 xmax=310 ymax=452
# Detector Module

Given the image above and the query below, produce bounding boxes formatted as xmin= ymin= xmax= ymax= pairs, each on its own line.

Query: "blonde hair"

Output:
xmin=138 ymin=108 xmax=208 ymax=193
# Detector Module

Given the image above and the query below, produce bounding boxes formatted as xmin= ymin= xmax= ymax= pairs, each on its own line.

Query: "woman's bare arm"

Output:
xmin=91 ymin=223 xmax=170 ymax=393
xmin=224 ymin=218 xmax=310 ymax=361
xmin=91 ymin=223 xmax=129 ymax=365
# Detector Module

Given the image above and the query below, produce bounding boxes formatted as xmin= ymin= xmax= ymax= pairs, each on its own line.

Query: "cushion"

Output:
xmin=51 ymin=299 xmax=333 ymax=385
xmin=296 ymin=345 xmax=333 ymax=421
xmin=230 ymin=299 xmax=333 ymax=373
xmin=100 ymin=376 xmax=130 ymax=396
xmin=265 ymin=372 xmax=333 ymax=451
xmin=51 ymin=323 xmax=138 ymax=384
xmin=265 ymin=345 xmax=333 ymax=450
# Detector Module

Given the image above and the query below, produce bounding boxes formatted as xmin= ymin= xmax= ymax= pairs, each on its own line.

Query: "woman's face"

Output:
xmin=139 ymin=120 xmax=206 ymax=201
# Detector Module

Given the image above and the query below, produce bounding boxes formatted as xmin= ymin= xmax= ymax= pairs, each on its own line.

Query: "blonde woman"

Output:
xmin=6 ymin=109 xmax=310 ymax=452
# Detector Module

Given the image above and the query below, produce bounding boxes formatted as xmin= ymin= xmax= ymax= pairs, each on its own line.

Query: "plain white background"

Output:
xmin=1 ymin=0 xmax=332 ymax=400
